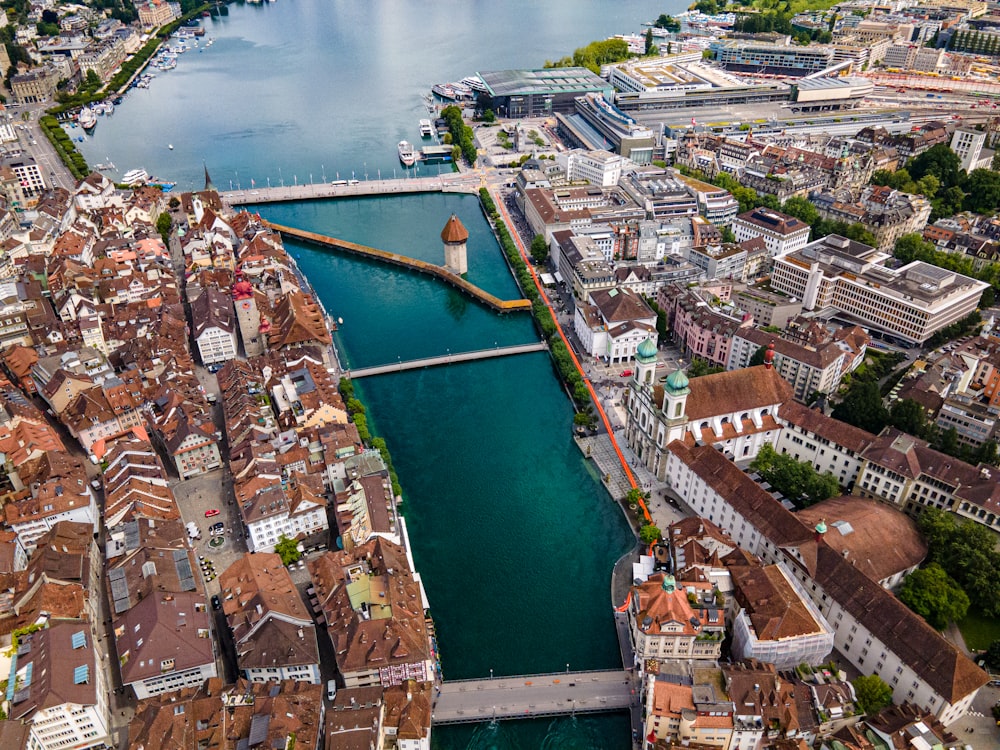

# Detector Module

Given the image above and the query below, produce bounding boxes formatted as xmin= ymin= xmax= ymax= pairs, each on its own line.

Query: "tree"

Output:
xmin=853 ymin=675 xmax=893 ymax=715
xmin=909 ymin=143 xmax=962 ymax=189
xmin=749 ymin=444 xmax=841 ymax=508
xmin=832 ymin=380 xmax=888 ymax=434
xmin=985 ymin=640 xmax=1000 ymax=671
xmin=749 ymin=344 xmax=769 ymax=367
xmin=625 ymin=487 xmax=645 ymax=506
xmin=639 ymin=523 xmax=661 ymax=544
xmin=888 ymin=398 xmax=926 ymax=437
xmin=530 ymin=233 xmax=549 ymax=264
xmin=274 ymin=534 xmax=301 ymax=566
xmin=919 ymin=508 xmax=1000 ymax=617
xmin=645 ymin=28 xmax=654 ymax=55
xmin=687 ymin=358 xmax=724 ymax=378
xmin=720 ymin=226 xmax=736 ymax=243
xmin=898 ymin=563 xmax=970 ymax=630
xmin=962 ymin=168 xmax=1000 ymax=214
xmin=782 ymin=195 xmax=819 ymax=227
xmin=156 ymin=212 xmax=171 ymax=244
xmin=481 ymin=109 xmax=496 ymax=124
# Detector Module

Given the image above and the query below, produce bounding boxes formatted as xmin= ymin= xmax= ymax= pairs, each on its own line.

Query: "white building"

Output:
xmin=191 ymin=287 xmax=237 ymax=365
xmin=732 ymin=207 xmax=811 ymax=259
xmin=8 ymin=620 xmax=112 ymax=750
xmin=770 ymin=234 xmax=988 ymax=344
xmin=950 ymin=127 xmax=987 ymax=173
xmin=663 ymin=439 xmax=988 ymax=726
xmin=237 ymin=477 xmax=329 ymax=554
xmin=559 ymin=148 xmax=626 ymax=187
xmin=573 ymin=287 xmax=657 ymax=364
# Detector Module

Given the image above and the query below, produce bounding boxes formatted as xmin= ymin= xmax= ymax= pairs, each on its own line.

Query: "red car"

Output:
xmin=204 ymin=509 xmax=220 ymax=518
xmin=619 ymin=370 xmax=633 ymax=377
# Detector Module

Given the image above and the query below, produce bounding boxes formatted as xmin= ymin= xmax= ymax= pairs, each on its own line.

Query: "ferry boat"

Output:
xmin=397 ymin=140 xmax=416 ymax=166
xmin=77 ymin=107 xmax=97 ymax=130
xmin=419 ymin=118 xmax=434 ymax=137
xmin=460 ymin=75 xmax=488 ymax=94
xmin=431 ymin=83 xmax=459 ymax=100
xmin=122 ymin=168 xmax=149 ymax=185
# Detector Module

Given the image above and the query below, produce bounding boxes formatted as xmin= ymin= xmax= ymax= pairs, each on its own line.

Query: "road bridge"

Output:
xmin=432 ymin=669 xmax=635 ymax=725
xmin=348 ymin=342 xmax=547 ymax=378
xmin=223 ymin=174 xmax=480 ymax=205
xmin=265 ymin=222 xmax=532 ymax=313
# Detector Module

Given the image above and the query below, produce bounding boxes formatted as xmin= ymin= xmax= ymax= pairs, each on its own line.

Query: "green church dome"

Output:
xmin=665 ymin=368 xmax=689 ymax=392
xmin=636 ymin=338 xmax=657 ymax=363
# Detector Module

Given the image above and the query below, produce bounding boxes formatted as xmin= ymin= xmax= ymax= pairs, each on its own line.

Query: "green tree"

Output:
xmin=749 ymin=345 xmax=769 ymax=367
xmin=645 ymin=28 xmax=654 ymax=55
xmin=654 ymin=14 xmax=681 ymax=31
xmin=832 ymin=380 xmax=888 ymax=434
xmin=962 ymin=168 xmax=1000 ymax=214
xmin=898 ymin=563 xmax=970 ymax=630
xmin=909 ymin=143 xmax=963 ymax=189
xmin=481 ymin=109 xmax=496 ymax=124
xmin=888 ymin=398 xmax=927 ymax=437
xmin=639 ymin=523 xmax=661 ymax=544
xmin=919 ymin=509 xmax=1000 ymax=617
xmin=530 ymin=233 xmax=549 ymax=264
xmin=985 ymin=640 xmax=1000 ymax=671
xmin=687 ymin=358 xmax=724 ymax=378
xmin=625 ymin=487 xmax=645 ymax=506
xmin=156 ymin=212 xmax=172 ymax=245
xmin=852 ymin=674 xmax=893 ymax=715
xmin=749 ymin=444 xmax=841 ymax=508
xmin=781 ymin=195 xmax=819 ymax=226
xmin=274 ymin=534 xmax=301 ymax=566
xmin=720 ymin=226 xmax=736 ymax=243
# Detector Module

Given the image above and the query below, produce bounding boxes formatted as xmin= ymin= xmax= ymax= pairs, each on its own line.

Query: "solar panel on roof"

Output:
xmin=73 ymin=664 xmax=89 ymax=684
xmin=248 ymin=714 xmax=270 ymax=747
xmin=174 ymin=550 xmax=196 ymax=591
xmin=109 ymin=567 xmax=130 ymax=613
xmin=71 ymin=630 xmax=86 ymax=649
xmin=124 ymin=520 xmax=140 ymax=550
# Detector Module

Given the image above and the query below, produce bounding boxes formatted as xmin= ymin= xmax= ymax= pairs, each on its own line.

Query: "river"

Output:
xmin=77 ymin=1 xmax=693 ymax=746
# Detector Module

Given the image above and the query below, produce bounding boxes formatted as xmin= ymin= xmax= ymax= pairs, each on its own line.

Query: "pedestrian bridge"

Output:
xmin=223 ymin=174 xmax=479 ymax=205
xmin=432 ymin=669 xmax=635 ymax=725
xmin=348 ymin=342 xmax=548 ymax=379
xmin=264 ymin=222 xmax=532 ymax=314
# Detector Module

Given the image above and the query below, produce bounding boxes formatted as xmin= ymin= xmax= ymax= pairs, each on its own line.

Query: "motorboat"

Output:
xmin=398 ymin=140 xmax=416 ymax=166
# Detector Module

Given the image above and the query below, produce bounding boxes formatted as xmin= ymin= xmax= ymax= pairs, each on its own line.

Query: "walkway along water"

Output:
xmin=264 ymin=221 xmax=532 ymax=312
xmin=489 ymin=188 xmax=651 ymax=521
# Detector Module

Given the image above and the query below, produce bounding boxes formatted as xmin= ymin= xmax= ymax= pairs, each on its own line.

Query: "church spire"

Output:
xmin=204 ymin=162 xmax=216 ymax=192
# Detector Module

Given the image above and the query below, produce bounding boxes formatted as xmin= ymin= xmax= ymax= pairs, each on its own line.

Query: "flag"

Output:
xmin=251 ymin=178 xmax=255 ymax=187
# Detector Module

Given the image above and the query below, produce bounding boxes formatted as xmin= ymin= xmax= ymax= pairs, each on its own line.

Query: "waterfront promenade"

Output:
xmin=348 ymin=342 xmax=547 ymax=378
xmin=223 ymin=174 xmax=480 ymax=206
xmin=266 ymin=221 xmax=532 ymax=313
xmin=434 ymin=670 xmax=633 ymax=725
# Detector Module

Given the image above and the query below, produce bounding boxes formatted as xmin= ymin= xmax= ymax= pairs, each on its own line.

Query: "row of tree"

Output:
xmin=440 ymin=106 xmax=477 ymax=166
xmin=480 ymin=189 xmax=592 ymax=407
xmin=338 ymin=378 xmax=403 ymax=498
xmin=749 ymin=444 xmax=840 ymax=508
xmin=948 ymin=29 xmax=1000 ymax=55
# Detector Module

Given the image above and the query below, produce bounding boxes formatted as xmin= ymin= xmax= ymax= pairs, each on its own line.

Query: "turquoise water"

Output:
xmin=258 ymin=196 xmax=634 ymax=747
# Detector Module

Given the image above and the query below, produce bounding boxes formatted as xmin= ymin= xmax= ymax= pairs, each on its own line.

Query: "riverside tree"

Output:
xmin=853 ymin=675 xmax=893 ymax=715
xmin=898 ymin=563 xmax=970 ymax=630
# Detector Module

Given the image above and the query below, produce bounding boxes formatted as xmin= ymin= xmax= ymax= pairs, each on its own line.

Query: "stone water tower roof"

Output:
xmin=441 ymin=214 xmax=469 ymax=244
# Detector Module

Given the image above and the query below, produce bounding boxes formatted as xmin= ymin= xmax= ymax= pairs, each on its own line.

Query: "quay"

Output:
xmin=264 ymin=222 xmax=533 ymax=313
xmin=223 ymin=174 xmax=480 ymax=206
xmin=348 ymin=342 xmax=548 ymax=379
xmin=433 ymin=669 xmax=634 ymax=725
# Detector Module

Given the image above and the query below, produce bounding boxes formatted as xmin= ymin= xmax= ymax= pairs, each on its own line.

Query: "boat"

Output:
xmin=122 ymin=168 xmax=149 ymax=185
xmin=460 ymin=75 xmax=488 ymax=94
xmin=168 ymin=144 xmax=174 ymax=150
xmin=398 ymin=140 xmax=416 ymax=166
xmin=419 ymin=118 xmax=434 ymax=137
xmin=431 ymin=83 xmax=459 ymax=100
xmin=78 ymin=107 xmax=97 ymax=130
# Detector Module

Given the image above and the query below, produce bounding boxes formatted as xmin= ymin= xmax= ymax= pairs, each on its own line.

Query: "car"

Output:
xmin=211 ymin=595 xmax=221 ymax=610
xmin=210 ymin=521 xmax=224 ymax=530
xmin=205 ymin=509 xmax=220 ymax=518
xmin=210 ymin=528 xmax=225 ymax=537
xmin=619 ymin=370 xmax=633 ymax=377
xmin=326 ymin=679 xmax=337 ymax=701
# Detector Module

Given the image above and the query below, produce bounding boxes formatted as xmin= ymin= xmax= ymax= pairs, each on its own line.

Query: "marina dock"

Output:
xmin=264 ymin=222 xmax=533 ymax=313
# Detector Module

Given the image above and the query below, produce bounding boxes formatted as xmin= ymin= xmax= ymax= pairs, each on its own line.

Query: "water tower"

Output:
xmin=441 ymin=214 xmax=469 ymax=275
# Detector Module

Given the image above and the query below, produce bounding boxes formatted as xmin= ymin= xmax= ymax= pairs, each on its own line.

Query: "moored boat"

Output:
xmin=77 ymin=107 xmax=97 ymax=130
xmin=397 ymin=140 xmax=416 ymax=166
xmin=419 ymin=118 xmax=434 ymax=137
xmin=122 ymin=168 xmax=149 ymax=185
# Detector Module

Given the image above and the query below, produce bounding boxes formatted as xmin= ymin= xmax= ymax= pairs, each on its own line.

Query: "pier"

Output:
xmin=223 ymin=174 xmax=480 ymax=206
xmin=433 ymin=669 xmax=635 ymax=725
xmin=348 ymin=342 xmax=548 ymax=378
xmin=265 ymin=222 xmax=533 ymax=313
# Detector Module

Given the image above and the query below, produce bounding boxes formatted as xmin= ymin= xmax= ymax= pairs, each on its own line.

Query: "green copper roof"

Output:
xmin=637 ymin=337 xmax=657 ymax=363
xmin=665 ymin=368 xmax=689 ymax=393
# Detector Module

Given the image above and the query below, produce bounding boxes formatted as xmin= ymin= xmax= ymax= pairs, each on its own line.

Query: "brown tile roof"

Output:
xmin=9 ymin=619 xmax=100 ymax=720
xmin=778 ymin=400 xmax=877 ymax=454
xmin=685 ymin=365 xmax=792 ymax=421
xmin=728 ymin=562 xmax=824 ymax=641
xmin=796 ymin=496 xmax=926 ymax=583
xmin=440 ymin=214 xmax=469 ymax=243
xmin=668 ymin=442 xmax=989 ymax=704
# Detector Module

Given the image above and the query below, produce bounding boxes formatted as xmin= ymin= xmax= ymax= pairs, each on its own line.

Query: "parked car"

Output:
xmin=210 ymin=522 xmax=224 ymax=531
xmin=205 ymin=509 xmax=220 ymax=517
xmin=211 ymin=595 xmax=221 ymax=610
xmin=619 ymin=370 xmax=633 ymax=377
